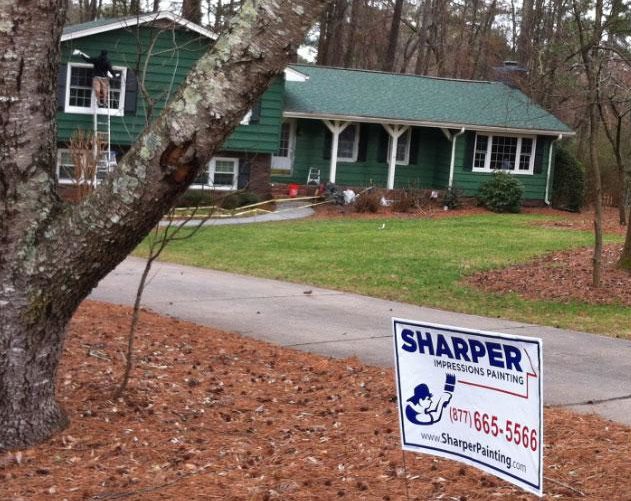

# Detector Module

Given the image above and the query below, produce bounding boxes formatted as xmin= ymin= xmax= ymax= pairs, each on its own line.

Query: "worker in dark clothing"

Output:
xmin=72 ymin=49 xmax=116 ymax=107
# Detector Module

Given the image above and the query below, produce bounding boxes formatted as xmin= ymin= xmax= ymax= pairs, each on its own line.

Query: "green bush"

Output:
xmin=221 ymin=191 xmax=261 ymax=210
xmin=477 ymin=171 xmax=524 ymax=213
xmin=551 ymin=146 xmax=584 ymax=212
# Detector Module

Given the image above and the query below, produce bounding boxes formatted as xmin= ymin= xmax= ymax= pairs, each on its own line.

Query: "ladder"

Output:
xmin=306 ymin=167 xmax=320 ymax=185
xmin=92 ymin=86 xmax=113 ymax=182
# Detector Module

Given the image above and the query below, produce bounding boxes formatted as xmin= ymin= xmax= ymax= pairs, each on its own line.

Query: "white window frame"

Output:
xmin=387 ymin=128 xmax=412 ymax=165
xmin=56 ymin=148 xmax=117 ymax=185
xmin=337 ymin=123 xmax=360 ymax=162
xmin=56 ymin=148 xmax=75 ymax=184
xmin=191 ymin=157 xmax=239 ymax=190
xmin=240 ymin=109 xmax=253 ymax=125
xmin=472 ymin=133 xmax=537 ymax=175
xmin=64 ymin=62 xmax=127 ymax=117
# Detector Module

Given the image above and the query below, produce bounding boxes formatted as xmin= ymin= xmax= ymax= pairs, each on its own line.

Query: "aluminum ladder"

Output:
xmin=92 ymin=86 xmax=113 ymax=182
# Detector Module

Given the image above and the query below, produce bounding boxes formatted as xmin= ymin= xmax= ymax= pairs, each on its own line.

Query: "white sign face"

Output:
xmin=393 ymin=318 xmax=543 ymax=497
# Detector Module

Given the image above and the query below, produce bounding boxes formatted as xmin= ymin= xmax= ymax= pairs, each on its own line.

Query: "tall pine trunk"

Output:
xmin=0 ymin=0 xmax=331 ymax=451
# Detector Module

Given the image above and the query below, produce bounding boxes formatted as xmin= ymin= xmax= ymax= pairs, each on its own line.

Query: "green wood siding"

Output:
xmin=223 ymin=78 xmax=284 ymax=154
xmin=58 ymin=27 xmax=282 ymax=153
xmin=452 ymin=132 xmax=551 ymax=200
xmin=272 ymin=120 xmax=452 ymax=188
xmin=272 ymin=124 xmax=551 ymax=200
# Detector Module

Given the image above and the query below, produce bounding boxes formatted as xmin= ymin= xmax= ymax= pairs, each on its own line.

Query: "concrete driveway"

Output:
xmin=91 ymin=257 xmax=631 ymax=425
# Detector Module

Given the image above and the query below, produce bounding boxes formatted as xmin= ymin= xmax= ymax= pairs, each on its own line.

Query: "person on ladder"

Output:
xmin=72 ymin=49 xmax=117 ymax=107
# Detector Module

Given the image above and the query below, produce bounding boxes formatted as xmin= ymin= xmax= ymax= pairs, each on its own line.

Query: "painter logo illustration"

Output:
xmin=405 ymin=374 xmax=456 ymax=425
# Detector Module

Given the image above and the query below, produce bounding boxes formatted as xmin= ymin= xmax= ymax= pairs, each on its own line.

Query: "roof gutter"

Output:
xmin=448 ymin=128 xmax=466 ymax=189
xmin=283 ymin=111 xmax=574 ymax=137
xmin=545 ymin=134 xmax=563 ymax=205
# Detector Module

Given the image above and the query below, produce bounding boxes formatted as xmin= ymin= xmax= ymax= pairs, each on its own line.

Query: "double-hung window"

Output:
xmin=194 ymin=157 xmax=239 ymax=190
xmin=387 ymin=128 xmax=411 ymax=165
xmin=473 ymin=134 xmax=536 ymax=174
xmin=57 ymin=149 xmax=75 ymax=183
xmin=65 ymin=63 xmax=126 ymax=116
xmin=337 ymin=124 xmax=360 ymax=162
xmin=56 ymin=148 xmax=117 ymax=184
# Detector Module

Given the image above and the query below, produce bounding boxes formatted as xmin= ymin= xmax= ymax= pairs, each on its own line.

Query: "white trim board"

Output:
xmin=283 ymin=111 xmax=574 ymax=137
xmin=61 ymin=11 xmax=215 ymax=42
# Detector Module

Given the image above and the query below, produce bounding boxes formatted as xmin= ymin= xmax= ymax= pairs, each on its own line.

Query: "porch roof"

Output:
xmin=284 ymin=65 xmax=573 ymax=135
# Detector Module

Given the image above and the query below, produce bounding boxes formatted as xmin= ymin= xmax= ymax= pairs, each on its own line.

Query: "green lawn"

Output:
xmin=136 ymin=214 xmax=629 ymax=337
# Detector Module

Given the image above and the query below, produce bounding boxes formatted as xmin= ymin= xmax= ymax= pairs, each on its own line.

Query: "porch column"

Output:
xmin=383 ymin=124 xmax=409 ymax=190
xmin=323 ymin=120 xmax=350 ymax=183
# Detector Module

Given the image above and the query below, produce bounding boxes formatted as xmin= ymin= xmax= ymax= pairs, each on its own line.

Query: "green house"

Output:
xmin=273 ymin=65 xmax=573 ymax=202
xmin=56 ymin=12 xmax=283 ymax=198
xmin=57 ymin=14 xmax=572 ymax=203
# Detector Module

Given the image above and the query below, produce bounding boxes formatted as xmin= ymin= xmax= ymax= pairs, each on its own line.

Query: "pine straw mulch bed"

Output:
xmin=2 ymin=301 xmax=631 ymax=500
xmin=466 ymin=244 xmax=631 ymax=307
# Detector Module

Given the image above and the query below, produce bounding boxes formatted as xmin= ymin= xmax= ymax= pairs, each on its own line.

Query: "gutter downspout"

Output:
xmin=545 ymin=134 xmax=563 ymax=205
xmin=448 ymin=128 xmax=466 ymax=189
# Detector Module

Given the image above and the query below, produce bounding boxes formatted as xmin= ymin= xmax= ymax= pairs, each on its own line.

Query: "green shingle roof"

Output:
xmin=286 ymin=65 xmax=572 ymax=134
xmin=63 ymin=17 xmax=127 ymax=36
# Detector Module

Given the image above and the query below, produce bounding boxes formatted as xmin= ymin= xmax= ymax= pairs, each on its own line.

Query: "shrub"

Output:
xmin=175 ymin=190 xmax=216 ymax=208
xmin=477 ymin=171 xmax=524 ymax=213
xmin=354 ymin=190 xmax=382 ymax=213
xmin=392 ymin=190 xmax=418 ymax=213
xmin=221 ymin=191 xmax=261 ymax=210
xmin=551 ymin=146 xmax=584 ymax=212
xmin=442 ymin=187 xmax=463 ymax=210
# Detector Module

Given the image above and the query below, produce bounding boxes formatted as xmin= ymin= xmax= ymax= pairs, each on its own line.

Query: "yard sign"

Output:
xmin=392 ymin=318 xmax=543 ymax=496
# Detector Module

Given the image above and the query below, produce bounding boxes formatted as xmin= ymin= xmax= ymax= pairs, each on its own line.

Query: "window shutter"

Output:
xmin=124 ymin=69 xmax=138 ymax=115
xmin=249 ymin=100 xmax=262 ymax=124
xmin=377 ymin=129 xmax=389 ymax=163
xmin=357 ymin=124 xmax=369 ymax=162
xmin=463 ymin=132 xmax=475 ymax=171
xmin=409 ymin=128 xmax=420 ymax=165
xmin=57 ymin=64 xmax=67 ymax=111
xmin=533 ymin=136 xmax=546 ymax=174
xmin=237 ymin=160 xmax=250 ymax=190
xmin=322 ymin=128 xmax=332 ymax=160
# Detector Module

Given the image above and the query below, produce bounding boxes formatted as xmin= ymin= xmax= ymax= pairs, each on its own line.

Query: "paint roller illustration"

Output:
xmin=444 ymin=373 xmax=456 ymax=393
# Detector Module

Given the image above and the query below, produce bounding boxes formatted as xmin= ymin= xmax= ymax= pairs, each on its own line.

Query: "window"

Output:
xmin=57 ymin=148 xmax=117 ymax=184
xmin=240 ymin=109 xmax=253 ymax=125
xmin=65 ymin=63 xmax=126 ymax=116
xmin=472 ymin=134 xmax=536 ymax=174
xmin=278 ymin=122 xmax=292 ymax=157
xmin=57 ymin=149 xmax=75 ymax=183
xmin=337 ymin=124 xmax=359 ymax=162
xmin=387 ymin=128 xmax=411 ymax=165
xmin=194 ymin=157 xmax=238 ymax=190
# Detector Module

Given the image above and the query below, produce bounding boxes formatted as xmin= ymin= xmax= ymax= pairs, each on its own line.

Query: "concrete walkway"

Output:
xmin=91 ymin=257 xmax=631 ymax=426
xmin=169 ymin=200 xmax=315 ymax=227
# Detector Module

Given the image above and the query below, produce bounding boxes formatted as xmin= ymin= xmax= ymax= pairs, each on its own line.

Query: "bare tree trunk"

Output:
xmin=182 ymin=0 xmax=202 ymax=24
xmin=0 ymin=0 xmax=331 ymax=451
xmin=383 ymin=0 xmax=404 ymax=72
xmin=573 ymin=0 xmax=605 ymax=287
xmin=343 ymin=0 xmax=361 ymax=67
xmin=620 ymin=220 xmax=631 ymax=270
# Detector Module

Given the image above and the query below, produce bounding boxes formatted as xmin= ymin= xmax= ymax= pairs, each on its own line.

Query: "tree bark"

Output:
xmin=182 ymin=0 xmax=202 ymax=24
xmin=0 ymin=0 xmax=331 ymax=451
xmin=383 ymin=0 xmax=404 ymax=72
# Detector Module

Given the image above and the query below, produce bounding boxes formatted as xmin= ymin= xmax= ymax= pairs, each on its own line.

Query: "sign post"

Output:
xmin=393 ymin=318 xmax=543 ymax=496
